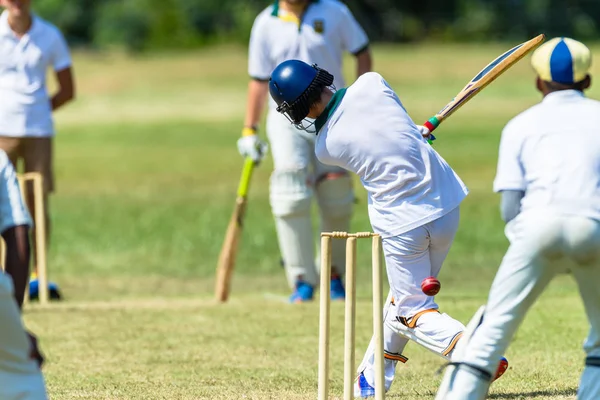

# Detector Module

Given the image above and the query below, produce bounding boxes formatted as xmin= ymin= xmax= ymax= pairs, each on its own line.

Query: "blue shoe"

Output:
xmin=354 ymin=372 xmax=375 ymax=398
xmin=289 ymin=281 xmax=314 ymax=303
xmin=330 ymin=274 xmax=345 ymax=301
xmin=29 ymin=279 xmax=62 ymax=301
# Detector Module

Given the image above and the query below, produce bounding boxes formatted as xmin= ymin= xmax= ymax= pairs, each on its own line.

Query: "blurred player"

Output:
xmin=0 ymin=149 xmax=47 ymax=399
xmin=236 ymin=0 xmax=372 ymax=303
xmin=0 ymin=0 xmax=75 ymax=299
xmin=267 ymin=60 xmax=508 ymax=397
xmin=436 ymin=38 xmax=600 ymax=399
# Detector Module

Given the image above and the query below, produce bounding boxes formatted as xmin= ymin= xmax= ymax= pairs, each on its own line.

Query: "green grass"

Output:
xmin=23 ymin=42 xmax=600 ymax=399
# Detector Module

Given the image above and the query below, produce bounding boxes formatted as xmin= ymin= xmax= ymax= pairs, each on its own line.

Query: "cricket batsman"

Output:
xmin=236 ymin=0 xmax=372 ymax=303
xmin=0 ymin=149 xmax=47 ymax=399
xmin=436 ymin=37 xmax=600 ymax=400
xmin=267 ymin=60 xmax=508 ymax=397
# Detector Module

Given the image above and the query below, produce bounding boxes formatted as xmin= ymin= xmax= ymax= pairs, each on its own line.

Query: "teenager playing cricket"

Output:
xmin=267 ymin=60 xmax=508 ymax=397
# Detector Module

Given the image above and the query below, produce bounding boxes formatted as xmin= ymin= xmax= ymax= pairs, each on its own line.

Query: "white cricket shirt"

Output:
xmin=248 ymin=0 xmax=368 ymax=109
xmin=0 ymin=11 xmax=71 ymax=136
xmin=494 ymin=90 xmax=600 ymax=220
xmin=315 ymin=72 xmax=469 ymax=238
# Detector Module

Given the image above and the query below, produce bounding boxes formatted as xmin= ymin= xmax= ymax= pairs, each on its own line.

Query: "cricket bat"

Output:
xmin=215 ymin=157 xmax=255 ymax=302
xmin=422 ymin=34 xmax=545 ymax=138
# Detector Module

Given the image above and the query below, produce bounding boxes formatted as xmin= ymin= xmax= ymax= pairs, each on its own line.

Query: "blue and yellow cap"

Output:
xmin=531 ymin=37 xmax=592 ymax=84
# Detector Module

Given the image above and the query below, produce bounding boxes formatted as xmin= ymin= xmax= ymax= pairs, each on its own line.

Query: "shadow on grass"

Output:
xmin=384 ymin=387 xmax=579 ymax=399
xmin=489 ymin=387 xmax=578 ymax=399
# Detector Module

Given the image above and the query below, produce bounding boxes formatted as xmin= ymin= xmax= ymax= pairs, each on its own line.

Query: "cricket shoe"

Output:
xmin=289 ymin=281 xmax=314 ymax=303
xmin=29 ymin=279 xmax=62 ymax=301
xmin=330 ymin=274 xmax=346 ymax=301
xmin=494 ymin=357 xmax=509 ymax=381
xmin=353 ymin=372 xmax=376 ymax=398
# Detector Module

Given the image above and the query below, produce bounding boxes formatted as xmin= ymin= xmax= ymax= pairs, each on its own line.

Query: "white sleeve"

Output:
xmin=493 ymin=120 xmax=526 ymax=193
xmin=50 ymin=28 xmax=72 ymax=71
xmin=339 ymin=4 xmax=369 ymax=55
xmin=248 ymin=19 xmax=272 ymax=81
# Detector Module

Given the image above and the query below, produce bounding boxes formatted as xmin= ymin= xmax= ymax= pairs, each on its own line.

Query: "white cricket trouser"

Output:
xmin=266 ymin=111 xmax=354 ymax=288
xmin=0 ymin=273 xmax=47 ymax=400
xmin=0 ymin=150 xmax=32 ymax=233
xmin=359 ymin=207 xmax=466 ymax=390
xmin=443 ymin=210 xmax=600 ymax=400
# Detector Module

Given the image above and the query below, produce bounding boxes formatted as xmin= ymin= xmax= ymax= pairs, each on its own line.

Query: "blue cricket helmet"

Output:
xmin=269 ymin=60 xmax=334 ymax=125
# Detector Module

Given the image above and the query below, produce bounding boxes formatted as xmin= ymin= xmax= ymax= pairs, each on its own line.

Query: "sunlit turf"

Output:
xmin=24 ymin=42 xmax=600 ymax=399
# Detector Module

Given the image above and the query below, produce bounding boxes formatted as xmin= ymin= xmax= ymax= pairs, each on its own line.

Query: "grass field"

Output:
xmin=22 ymin=42 xmax=600 ymax=399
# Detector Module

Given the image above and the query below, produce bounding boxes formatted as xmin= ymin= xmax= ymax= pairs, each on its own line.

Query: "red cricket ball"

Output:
xmin=421 ymin=276 xmax=441 ymax=296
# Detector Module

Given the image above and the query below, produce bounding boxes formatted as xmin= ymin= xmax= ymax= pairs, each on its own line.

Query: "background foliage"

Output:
xmin=31 ymin=0 xmax=600 ymax=51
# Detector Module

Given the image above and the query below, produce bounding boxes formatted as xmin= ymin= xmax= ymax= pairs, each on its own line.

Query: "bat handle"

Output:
xmin=423 ymin=116 xmax=441 ymax=145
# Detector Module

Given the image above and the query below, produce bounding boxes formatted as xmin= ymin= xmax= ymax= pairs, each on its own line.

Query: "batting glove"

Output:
xmin=237 ymin=128 xmax=268 ymax=164
xmin=416 ymin=125 xmax=436 ymax=143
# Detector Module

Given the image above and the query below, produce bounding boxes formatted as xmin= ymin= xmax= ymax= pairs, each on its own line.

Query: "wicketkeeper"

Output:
xmin=267 ymin=60 xmax=508 ymax=397
xmin=436 ymin=37 xmax=600 ymax=400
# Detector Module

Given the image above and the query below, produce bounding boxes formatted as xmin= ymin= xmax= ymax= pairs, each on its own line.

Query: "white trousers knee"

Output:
xmin=358 ymin=207 xmax=465 ymax=390
xmin=441 ymin=211 xmax=600 ymax=400
xmin=0 ymin=273 xmax=47 ymax=400
xmin=266 ymin=111 xmax=353 ymax=288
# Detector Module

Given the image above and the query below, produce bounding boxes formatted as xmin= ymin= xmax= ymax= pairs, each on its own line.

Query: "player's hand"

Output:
xmin=26 ymin=331 xmax=44 ymax=368
xmin=237 ymin=133 xmax=268 ymax=164
xmin=416 ymin=125 xmax=436 ymax=143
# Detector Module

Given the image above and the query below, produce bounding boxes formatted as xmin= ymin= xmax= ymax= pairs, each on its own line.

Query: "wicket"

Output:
xmin=319 ymin=231 xmax=385 ymax=400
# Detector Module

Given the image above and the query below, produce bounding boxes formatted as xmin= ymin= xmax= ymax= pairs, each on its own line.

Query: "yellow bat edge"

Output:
xmin=215 ymin=158 xmax=255 ymax=303
xmin=425 ymin=34 xmax=545 ymax=132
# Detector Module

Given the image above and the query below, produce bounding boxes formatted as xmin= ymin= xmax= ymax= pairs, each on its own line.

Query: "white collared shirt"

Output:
xmin=0 ymin=11 xmax=71 ymax=136
xmin=315 ymin=73 xmax=468 ymax=238
xmin=248 ymin=0 xmax=368 ymax=110
xmin=494 ymin=90 xmax=600 ymax=220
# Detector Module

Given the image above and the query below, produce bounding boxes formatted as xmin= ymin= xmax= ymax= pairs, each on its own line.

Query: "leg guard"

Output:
xmin=578 ymin=357 xmax=600 ymax=400
xmin=386 ymin=308 xmax=465 ymax=359
xmin=270 ymin=169 xmax=316 ymax=288
xmin=435 ymin=306 xmax=491 ymax=400
xmin=315 ymin=172 xmax=354 ymax=276
xmin=357 ymin=291 xmax=409 ymax=392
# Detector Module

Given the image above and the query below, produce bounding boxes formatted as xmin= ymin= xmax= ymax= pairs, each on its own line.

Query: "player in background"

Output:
xmin=0 ymin=0 xmax=75 ymax=300
xmin=267 ymin=60 xmax=508 ymax=398
xmin=436 ymin=38 xmax=600 ymax=400
xmin=0 ymin=149 xmax=47 ymax=399
xmin=236 ymin=0 xmax=372 ymax=303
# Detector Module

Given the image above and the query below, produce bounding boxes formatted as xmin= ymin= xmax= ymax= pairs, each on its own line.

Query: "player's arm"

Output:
xmin=50 ymin=30 xmax=75 ymax=111
xmin=493 ymin=120 xmax=526 ymax=224
xmin=499 ymin=190 xmax=525 ymax=223
xmin=243 ymin=79 xmax=269 ymax=132
xmin=237 ymin=18 xmax=270 ymax=163
xmin=339 ymin=4 xmax=371 ymax=79
xmin=355 ymin=48 xmax=372 ymax=78
xmin=51 ymin=67 xmax=75 ymax=111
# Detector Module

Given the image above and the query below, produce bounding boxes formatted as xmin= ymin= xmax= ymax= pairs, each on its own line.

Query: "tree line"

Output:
xmin=32 ymin=0 xmax=600 ymax=51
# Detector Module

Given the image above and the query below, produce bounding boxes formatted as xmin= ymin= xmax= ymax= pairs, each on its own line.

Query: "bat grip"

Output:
xmin=423 ymin=116 xmax=441 ymax=145
xmin=237 ymin=157 xmax=255 ymax=198
xmin=423 ymin=116 xmax=440 ymax=133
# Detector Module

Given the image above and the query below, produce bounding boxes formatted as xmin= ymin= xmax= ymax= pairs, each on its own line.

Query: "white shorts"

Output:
xmin=0 ymin=273 xmax=47 ymax=399
xmin=0 ymin=150 xmax=32 ymax=233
